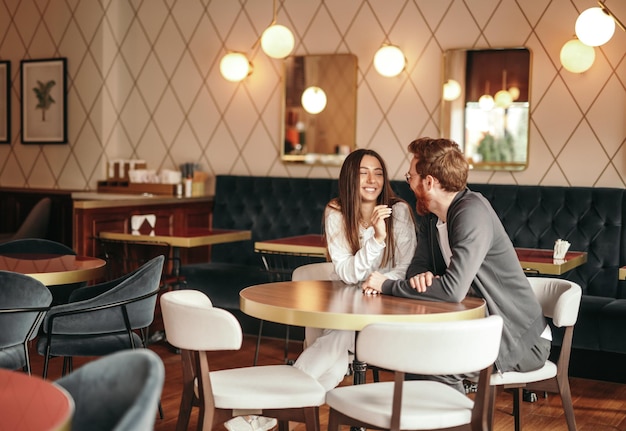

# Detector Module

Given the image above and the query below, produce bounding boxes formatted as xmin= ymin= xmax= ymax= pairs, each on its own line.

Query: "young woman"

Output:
xmin=293 ymin=149 xmax=417 ymax=390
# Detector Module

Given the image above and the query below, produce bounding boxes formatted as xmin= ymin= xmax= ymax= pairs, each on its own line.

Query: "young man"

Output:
xmin=362 ymin=137 xmax=550 ymax=391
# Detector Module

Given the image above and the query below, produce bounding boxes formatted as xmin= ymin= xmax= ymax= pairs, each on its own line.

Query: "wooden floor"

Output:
xmin=31 ymin=335 xmax=626 ymax=431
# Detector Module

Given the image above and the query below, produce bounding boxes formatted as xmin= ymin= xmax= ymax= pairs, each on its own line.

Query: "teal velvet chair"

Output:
xmin=37 ymin=255 xmax=164 ymax=378
xmin=55 ymin=349 xmax=165 ymax=431
xmin=0 ymin=270 xmax=52 ymax=374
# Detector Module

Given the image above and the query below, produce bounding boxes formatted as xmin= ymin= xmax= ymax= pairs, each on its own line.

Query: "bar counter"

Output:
xmin=72 ymin=192 xmax=215 ymax=260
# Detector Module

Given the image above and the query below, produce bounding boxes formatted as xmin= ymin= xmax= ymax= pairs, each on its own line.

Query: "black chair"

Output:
xmin=0 ymin=197 xmax=51 ymax=244
xmin=0 ymin=238 xmax=85 ymax=305
xmin=55 ymin=349 xmax=165 ymax=431
xmin=0 ymin=271 xmax=52 ymax=374
xmin=36 ymin=255 xmax=164 ymax=378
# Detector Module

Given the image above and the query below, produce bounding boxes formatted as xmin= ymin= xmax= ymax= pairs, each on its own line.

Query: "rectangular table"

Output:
xmin=100 ymin=228 xmax=251 ymax=248
xmin=255 ymin=234 xmax=588 ymax=276
xmin=254 ymin=234 xmax=326 ymax=257
xmin=515 ymin=248 xmax=587 ymax=276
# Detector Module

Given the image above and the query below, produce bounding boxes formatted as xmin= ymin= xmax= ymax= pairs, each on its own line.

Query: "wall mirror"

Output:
xmin=281 ymin=53 xmax=357 ymax=165
xmin=441 ymin=48 xmax=531 ymax=171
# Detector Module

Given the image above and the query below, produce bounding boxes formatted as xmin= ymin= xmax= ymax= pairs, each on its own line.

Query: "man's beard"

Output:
xmin=415 ymin=183 xmax=430 ymax=216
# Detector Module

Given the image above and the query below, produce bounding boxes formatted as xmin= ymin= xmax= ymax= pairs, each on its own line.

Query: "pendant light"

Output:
xmin=260 ymin=0 xmax=294 ymax=59
xmin=575 ymin=1 xmax=625 ymax=47
xmin=220 ymin=52 xmax=253 ymax=82
xmin=373 ymin=44 xmax=406 ymax=77
xmin=560 ymin=38 xmax=595 ymax=73
xmin=301 ymin=86 xmax=327 ymax=114
xmin=442 ymin=79 xmax=461 ymax=101
xmin=478 ymin=82 xmax=494 ymax=111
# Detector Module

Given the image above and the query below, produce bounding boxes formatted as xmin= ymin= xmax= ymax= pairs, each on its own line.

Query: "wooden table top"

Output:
xmin=254 ymin=234 xmax=326 ymax=257
xmin=240 ymin=280 xmax=486 ymax=331
xmin=515 ymin=247 xmax=587 ymax=275
xmin=100 ymin=227 xmax=252 ymax=248
xmin=255 ymin=234 xmax=588 ymax=276
xmin=0 ymin=253 xmax=106 ymax=286
xmin=0 ymin=369 xmax=74 ymax=430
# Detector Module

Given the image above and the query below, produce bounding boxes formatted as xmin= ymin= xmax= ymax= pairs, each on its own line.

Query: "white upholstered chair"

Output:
xmin=254 ymin=261 xmax=334 ymax=365
xmin=291 ymin=262 xmax=335 ymax=348
xmin=326 ymin=315 xmax=503 ymax=431
xmin=160 ymin=289 xmax=326 ymax=431
xmin=487 ymin=277 xmax=582 ymax=431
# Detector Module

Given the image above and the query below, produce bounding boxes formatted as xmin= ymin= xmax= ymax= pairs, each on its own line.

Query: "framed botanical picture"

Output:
xmin=0 ymin=61 xmax=9 ymax=144
xmin=21 ymin=58 xmax=67 ymax=144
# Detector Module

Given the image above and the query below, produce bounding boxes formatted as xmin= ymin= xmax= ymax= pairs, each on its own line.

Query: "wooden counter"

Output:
xmin=72 ymin=193 xmax=214 ymax=261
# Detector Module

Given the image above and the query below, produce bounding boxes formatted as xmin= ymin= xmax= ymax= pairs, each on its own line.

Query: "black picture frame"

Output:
xmin=20 ymin=58 xmax=67 ymax=144
xmin=0 ymin=61 xmax=9 ymax=144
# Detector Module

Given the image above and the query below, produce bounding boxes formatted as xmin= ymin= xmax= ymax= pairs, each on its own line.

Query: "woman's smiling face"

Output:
xmin=359 ymin=155 xmax=384 ymax=203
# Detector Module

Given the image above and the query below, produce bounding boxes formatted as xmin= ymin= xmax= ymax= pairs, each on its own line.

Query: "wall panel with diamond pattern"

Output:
xmin=0 ymin=0 xmax=624 ymax=192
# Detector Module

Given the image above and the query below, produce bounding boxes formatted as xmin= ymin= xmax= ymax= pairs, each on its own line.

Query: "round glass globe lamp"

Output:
xmin=261 ymin=24 xmax=295 ymax=59
xmin=560 ymin=39 xmax=595 ymax=73
xmin=443 ymin=79 xmax=461 ymax=101
xmin=301 ymin=86 xmax=327 ymax=114
xmin=508 ymin=86 xmax=520 ymax=101
xmin=220 ymin=53 xmax=252 ymax=82
xmin=575 ymin=7 xmax=615 ymax=46
xmin=374 ymin=45 xmax=405 ymax=77
xmin=478 ymin=94 xmax=495 ymax=111
xmin=494 ymin=90 xmax=513 ymax=108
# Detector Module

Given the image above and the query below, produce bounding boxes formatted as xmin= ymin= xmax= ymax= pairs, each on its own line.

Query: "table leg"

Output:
xmin=352 ymin=358 xmax=368 ymax=385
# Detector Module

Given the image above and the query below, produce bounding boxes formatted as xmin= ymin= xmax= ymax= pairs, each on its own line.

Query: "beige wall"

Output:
xmin=0 ymin=0 xmax=624 ymax=191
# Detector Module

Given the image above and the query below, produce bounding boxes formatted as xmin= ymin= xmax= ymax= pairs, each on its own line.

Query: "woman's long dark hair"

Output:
xmin=327 ymin=149 xmax=408 ymax=267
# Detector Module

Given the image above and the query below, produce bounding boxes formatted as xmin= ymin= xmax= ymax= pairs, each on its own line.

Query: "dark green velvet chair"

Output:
xmin=37 ymin=255 xmax=164 ymax=378
xmin=55 ymin=349 xmax=165 ymax=431
xmin=0 ymin=270 xmax=52 ymax=374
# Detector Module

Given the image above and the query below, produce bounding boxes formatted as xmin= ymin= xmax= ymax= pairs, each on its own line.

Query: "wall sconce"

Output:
xmin=260 ymin=0 xmax=294 ymax=59
xmin=560 ymin=38 xmax=595 ymax=73
xmin=373 ymin=44 xmax=406 ymax=77
xmin=442 ymin=79 xmax=461 ymax=101
xmin=301 ymin=86 xmax=327 ymax=114
xmin=220 ymin=52 xmax=253 ymax=82
xmin=575 ymin=1 xmax=625 ymax=46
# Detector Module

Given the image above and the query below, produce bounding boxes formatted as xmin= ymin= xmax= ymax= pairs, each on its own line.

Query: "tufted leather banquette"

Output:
xmin=181 ymin=175 xmax=626 ymax=381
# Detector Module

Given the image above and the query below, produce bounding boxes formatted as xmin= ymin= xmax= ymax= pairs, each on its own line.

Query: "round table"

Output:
xmin=0 ymin=368 xmax=74 ymax=430
xmin=240 ymin=280 xmax=486 ymax=331
xmin=241 ymin=280 xmax=486 ymax=383
xmin=0 ymin=253 xmax=106 ymax=286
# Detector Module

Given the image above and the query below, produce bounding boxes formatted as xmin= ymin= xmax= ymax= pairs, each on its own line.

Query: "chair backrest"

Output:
xmin=161 ymin=289 xmax=243 ymax=351
xmin=357 ymin=315 xmax=503 ymax=376
xmin=55 ymin=349 xmax=165 ymax=431
xmin=527 ymin=277 xmax=582 ymax=327
xmin=0 ymin=270 xmax=52 ymax=345
xmin=0 ymin=238 xmax=76 ymax=255
xmin=42 ymin=255 xmax=164 ymax=335
xmin=10 ymin=197 xmax=51 ymax=241
xmin=0 ymin=271 xmax=52 ymax=370
xmin=292 ymin=262 xmax=334 ymax=281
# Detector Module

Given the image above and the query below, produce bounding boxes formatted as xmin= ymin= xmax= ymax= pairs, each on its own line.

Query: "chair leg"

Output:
xmin=303 ymin=406 xmax=320 ymax=431
xmin=284 ymin=325 xmax=292 ymax=364
xmin=558 ymin=377 xmax=578 ymax=431
xmin=254 ymin=320 xmax=264 ymax=365
xmin=513 ymin=387 xmax=523 ymax=431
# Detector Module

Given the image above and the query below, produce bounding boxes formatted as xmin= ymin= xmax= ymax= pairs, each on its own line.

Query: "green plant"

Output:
xmin=33 ymin=80 xmax=56 ymax=121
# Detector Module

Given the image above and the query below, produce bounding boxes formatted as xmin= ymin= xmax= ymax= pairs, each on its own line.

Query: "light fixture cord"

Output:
xmin=250 ymin=0 xmax=279 ymax=50
xmin=598 ymin=0 xmax=626 ymax=32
